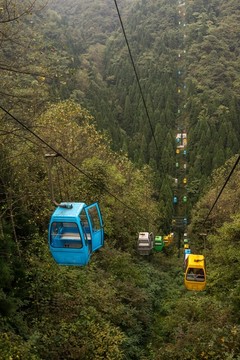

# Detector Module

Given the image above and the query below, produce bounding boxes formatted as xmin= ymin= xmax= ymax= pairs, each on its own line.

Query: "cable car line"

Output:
xmin=175 ymin=1 xmax=207 ymax=291
xmin=113 ymin=0 xmax=159 ymax=152
xmin=0 ymin=104 xmax=157 ymax=226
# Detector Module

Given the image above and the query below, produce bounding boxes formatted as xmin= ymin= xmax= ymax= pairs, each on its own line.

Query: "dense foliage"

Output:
xmin=42 ymin=0 xmax=240 ymax=227
xmin=0 ymin=0 xmax=240 ymax=359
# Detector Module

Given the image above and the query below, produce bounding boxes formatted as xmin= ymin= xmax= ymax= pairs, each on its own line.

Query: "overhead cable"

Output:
xmin=203 ymin=154 xmax=240 ymax=224
xmin=0 ymin=104 xmax=156 ymax=226
xmin=113 ymin=0 xmax=159 ymax=152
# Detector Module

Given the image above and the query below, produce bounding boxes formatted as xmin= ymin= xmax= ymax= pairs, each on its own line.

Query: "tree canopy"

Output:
xmin=0 ymin=0 xmax=240 ymax=358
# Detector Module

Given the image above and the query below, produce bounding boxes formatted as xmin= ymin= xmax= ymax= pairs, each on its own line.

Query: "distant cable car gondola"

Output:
xmin=48 ymin=202 xmax=104 ymax=266
xmin=184 ymin=248 xmax=191 ymax=261
xmin=164 ymin=233 xmax=174 ymax=247
xmin=137 ymin=232 xmax=154 ymax=255
xmin=184 ymin=254 xmax=206 ymax=291
xmin=183 ymin=237 xmax=189 ymax=244
xmin=154 ymin=235 xmax=165 ymax=252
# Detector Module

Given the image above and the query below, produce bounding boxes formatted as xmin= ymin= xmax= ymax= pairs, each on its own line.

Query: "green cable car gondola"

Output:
xmin=154 ymin=235 xmax=164 ymax=252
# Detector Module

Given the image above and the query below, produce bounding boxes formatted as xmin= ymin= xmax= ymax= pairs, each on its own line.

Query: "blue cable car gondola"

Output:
xmin=48 ymin=202 xmax=104 ymax=266
xmin=184 ymin=248 xmax=191 ymax=261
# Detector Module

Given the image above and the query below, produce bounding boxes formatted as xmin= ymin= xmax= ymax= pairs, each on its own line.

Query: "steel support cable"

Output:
xmin=113 ymin=0 xmax=159 ymax=152
xmin=0 ymin=104 xmax=157 ymax=226
xmin=203 ymin=154 xmax=240 ymax=224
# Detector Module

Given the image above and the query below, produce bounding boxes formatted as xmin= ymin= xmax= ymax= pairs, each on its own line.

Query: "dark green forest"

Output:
xmin=0 ymin=0 xmax=240 ymax=359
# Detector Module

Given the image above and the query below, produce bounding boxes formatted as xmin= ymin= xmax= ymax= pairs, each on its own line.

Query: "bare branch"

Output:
xmin=0 ymin=64 xmax=48 ymax=77
xmin=0 ymin=0 xmax=45 ymax=24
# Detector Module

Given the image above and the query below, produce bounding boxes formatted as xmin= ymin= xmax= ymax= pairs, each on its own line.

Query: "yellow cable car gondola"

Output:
xmin=184 ymin=254 xmax=206 ymax=291
xmin=164 ymin=233 xmax=174 ymax=247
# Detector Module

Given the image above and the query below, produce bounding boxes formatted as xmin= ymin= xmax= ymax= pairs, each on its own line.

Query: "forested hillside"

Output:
xmin=42 ymin=0 xmax=240 ymax=228
xmin=0 ymin=0 xmax=240 ymax=359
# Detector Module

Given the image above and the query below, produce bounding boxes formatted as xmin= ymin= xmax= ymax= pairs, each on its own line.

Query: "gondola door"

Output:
xmin=84 ymin=202 xmax=104 ymax=252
